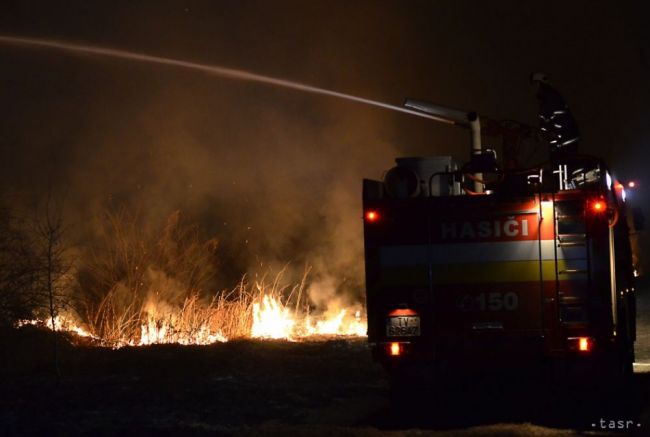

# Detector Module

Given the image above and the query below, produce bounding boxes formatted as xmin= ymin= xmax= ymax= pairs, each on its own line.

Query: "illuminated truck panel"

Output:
xmin=363 ymin=157 xmax=636 ymax=380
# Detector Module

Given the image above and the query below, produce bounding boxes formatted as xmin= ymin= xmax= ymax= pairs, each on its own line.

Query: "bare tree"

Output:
xmin=32 ymin=196 xmax=73 ymax=382
xmin=0 ymin=205 xmax=38 ymax=324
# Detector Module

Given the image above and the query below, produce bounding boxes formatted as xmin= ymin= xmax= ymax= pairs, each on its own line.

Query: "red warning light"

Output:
xmin=365 ymin=210 xmax=379 ymax=222
xmin=591 ymin=200 xmax=605 ymax=213
xmin=388 ymin=308 xmax=418 ymax=317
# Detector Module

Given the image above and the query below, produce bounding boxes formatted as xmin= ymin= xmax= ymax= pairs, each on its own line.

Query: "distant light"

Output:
xmin=578 ymin=337 xmax=591 ymax=352
xmin=390 ymin=342 xmax=401 ymax=356
xmin=614 ymin=183 xmax=624 ymax=190
xmin=628 ymin=181 xmax=636 ymax=189
xmin=605 ymin=172 xmax=612 ymax=189
xmin=365 ymin=210 xmax=379 ymax=222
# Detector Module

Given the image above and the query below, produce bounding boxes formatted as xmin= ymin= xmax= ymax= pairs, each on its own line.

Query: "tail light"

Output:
xmin=578 ymin=337 xmax=591 ymax=352
xmin=364 ymin=210 xmax=380 ymax=223
xmin=389 ymin=342 xmax=401 ymax=356
xmin=568 ymin=336 xmax=594 ymax=353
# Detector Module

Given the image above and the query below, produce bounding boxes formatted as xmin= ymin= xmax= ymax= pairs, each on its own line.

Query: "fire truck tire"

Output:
xmin=618 ymin=344 xmax=634 ymax=379
xmin=600 ymin=343 xmax=634 ymax=385
xmin=609 ymin=318 xmax=635 ymax=381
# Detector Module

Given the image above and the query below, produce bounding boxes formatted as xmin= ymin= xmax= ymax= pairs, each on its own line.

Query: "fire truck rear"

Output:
xmin=362 ymin=100 xmax=638 ymax=388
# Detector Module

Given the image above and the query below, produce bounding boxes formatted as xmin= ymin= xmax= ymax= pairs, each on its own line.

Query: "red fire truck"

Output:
xmin=362 ymin=99 xmax=638 ymax=389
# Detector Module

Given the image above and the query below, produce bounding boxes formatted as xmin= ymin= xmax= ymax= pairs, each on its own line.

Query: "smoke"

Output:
xmin=1 ymin=0 xmax=649 ymax=306
xmin=0 ymin=36 xmax=406 ymax=307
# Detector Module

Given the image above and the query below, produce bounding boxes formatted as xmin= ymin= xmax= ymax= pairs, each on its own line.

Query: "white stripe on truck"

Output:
xmin=378 ymin=240 xmax=585 ymax=266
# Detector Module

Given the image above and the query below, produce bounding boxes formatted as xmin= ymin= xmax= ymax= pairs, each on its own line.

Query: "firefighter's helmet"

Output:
xmin=530 ymin=72 xmax=549 ymax=84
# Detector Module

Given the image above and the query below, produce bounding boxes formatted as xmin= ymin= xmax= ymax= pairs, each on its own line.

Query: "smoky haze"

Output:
xmin=0 ymin=7 xmax=413 ymax=300
xmin=1 ymin=50 xmax=402 ymax=296
xmin=0 ymin=0 xmax=649 ymax=300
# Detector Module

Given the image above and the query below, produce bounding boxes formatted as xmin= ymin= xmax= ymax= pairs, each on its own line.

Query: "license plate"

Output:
xmin=386 ymin=316 xmax=420 ymax=337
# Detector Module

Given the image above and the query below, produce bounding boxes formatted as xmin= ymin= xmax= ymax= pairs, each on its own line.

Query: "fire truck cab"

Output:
xmin=362 ymin=103 xmax=637 ymax=389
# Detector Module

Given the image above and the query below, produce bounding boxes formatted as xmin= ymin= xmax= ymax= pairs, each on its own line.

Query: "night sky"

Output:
xmin=0 ymin=1 xmax=648 ymax=287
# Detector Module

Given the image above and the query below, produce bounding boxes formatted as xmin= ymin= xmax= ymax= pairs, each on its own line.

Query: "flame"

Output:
xmin=251 ymin=295 xmax=366 ymax=340
xmin=135 ymin=299 xmax=228 ymax=346
xmin=16 ymin=315 xmax=98 ymax=340
xmin=138 ymin=317 xmax=227 ymax=345
xmin=306 ymin=310 xmax=347 ymax=335
xmin=251 ymin=295 xmax=296 ymax=339
xmin=16 ymin=312 xmax=228 ymax=347
xmin=305 ymin=309 xmax=366 ymax=336
xmin=15 ymin=295 xmax=366 ymax=346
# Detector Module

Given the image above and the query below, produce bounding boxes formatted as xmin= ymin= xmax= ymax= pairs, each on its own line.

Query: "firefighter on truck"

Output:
xmin=362 ymin=77 xmax=639 ymax=396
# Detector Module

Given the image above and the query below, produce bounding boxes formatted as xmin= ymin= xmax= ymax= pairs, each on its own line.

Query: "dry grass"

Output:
xmin=79 ymin=269 xmax=312 ymax=347
xmin=83 ymin=286 xmax=142 ymax=345
xmin=48 ymin=206 xmax=328 ymax=347
xmin=72 ymin=207 xmax=222 ymax=345
xmin=75 ymin=208 xmax=311 ymax=346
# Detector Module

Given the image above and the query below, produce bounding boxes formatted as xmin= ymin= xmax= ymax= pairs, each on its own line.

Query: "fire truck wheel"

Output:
xmin=618 ymin=346 xmax=634 ymax=379
xmin=601 ymin=345 xmax=634 ymax=386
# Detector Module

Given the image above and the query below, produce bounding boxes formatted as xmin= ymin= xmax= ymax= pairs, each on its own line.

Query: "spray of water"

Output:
xmin=0 ymin=35 xmax=455 ymax=125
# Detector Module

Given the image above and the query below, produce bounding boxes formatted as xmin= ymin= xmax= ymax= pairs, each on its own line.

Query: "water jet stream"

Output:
xmin=0 ymin=35 xmax=454 ymax=125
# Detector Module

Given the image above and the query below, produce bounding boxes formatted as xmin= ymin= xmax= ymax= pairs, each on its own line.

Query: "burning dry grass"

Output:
xmin=83 ymin=289 xmax=235 ymax=347
xmin=16 ymin=208 xmax=366 ymax=346
xmin=24 ymin=269 xmax=365 ymax=347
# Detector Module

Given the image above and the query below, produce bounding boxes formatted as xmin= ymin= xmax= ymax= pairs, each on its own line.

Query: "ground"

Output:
xmin=2 ymin=279 xmax=650 ymax=436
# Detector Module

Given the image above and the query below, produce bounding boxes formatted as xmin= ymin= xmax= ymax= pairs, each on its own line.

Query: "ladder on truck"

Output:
xmin=553 ymin=197 xmax=591 ymax=325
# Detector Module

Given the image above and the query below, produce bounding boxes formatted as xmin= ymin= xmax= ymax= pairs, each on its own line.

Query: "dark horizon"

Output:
xmin=3 ymin=3 xmax=650 ymax=435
